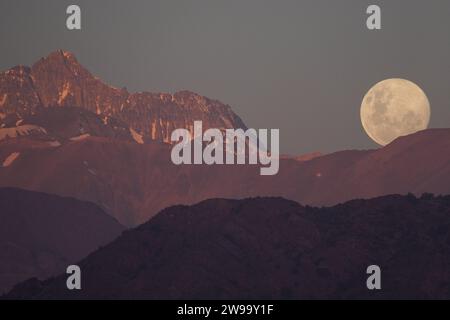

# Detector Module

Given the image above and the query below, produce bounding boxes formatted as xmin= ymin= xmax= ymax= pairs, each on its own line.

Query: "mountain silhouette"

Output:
xmin=5 ymin=194 xmax=450 ymax=299
xmin=0 ymin=188 xmax=124 ymax=295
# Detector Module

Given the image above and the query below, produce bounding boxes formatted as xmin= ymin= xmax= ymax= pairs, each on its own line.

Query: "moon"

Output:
xmin=360 ymin=78 xmax=431 ymax=146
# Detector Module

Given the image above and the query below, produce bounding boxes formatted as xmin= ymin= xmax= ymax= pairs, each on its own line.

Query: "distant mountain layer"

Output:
xmin=0 ymin=50 xmax=246 ymax=143
xmin=1 ymin=128 xmax=449 ymax=226
xmin=6 ymin=194 xmax=450 ymax=299
xmin=0 ymin=188 xmax=124 ymax=295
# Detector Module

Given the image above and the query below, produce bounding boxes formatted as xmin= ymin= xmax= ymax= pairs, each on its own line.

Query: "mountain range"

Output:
xmin=0 ymin=50 xmax=246 ymax=143
xmin=5 ymin=194 xmax=450 ymax=299
xmin=1 ymin=51 xmax=449 ymax=226
xmin=1 ymin=50 xmax=450 ymax=299
xmin=1 ymin=124 xmax=449 ymax=226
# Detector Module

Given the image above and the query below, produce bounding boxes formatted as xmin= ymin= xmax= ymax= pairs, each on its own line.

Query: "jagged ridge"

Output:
xmin=5 ymin=194 xmax=450 ymax=299
xmin=0 ymin=50 xmax=247 ymax=143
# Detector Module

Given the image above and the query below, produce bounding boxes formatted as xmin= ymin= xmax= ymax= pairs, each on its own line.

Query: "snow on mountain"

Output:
xmin=0 ymin=50 xmax=246 ymax=144
xmin=2 ymin=152 xmax=20 ymax=167
xmin=0 ymin=125 xmax=47 ymax=141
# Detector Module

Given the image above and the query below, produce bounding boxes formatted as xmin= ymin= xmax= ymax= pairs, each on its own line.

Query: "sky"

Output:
xmin=0 ymin=0 xmax=449 ymax=154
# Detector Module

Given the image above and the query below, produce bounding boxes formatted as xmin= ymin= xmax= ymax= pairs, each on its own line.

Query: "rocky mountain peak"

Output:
xmin=0 ymin=50 xmax=246 ymax=143
xmin=32 ymin=50 xmax=87 ymax=76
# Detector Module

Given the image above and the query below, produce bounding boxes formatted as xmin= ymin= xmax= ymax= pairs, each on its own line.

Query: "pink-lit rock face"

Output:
xmin=0 ymin=50 xmax=246 ymax=143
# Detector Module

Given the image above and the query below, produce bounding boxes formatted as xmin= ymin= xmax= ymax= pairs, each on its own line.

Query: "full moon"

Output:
xmin=360 ymin=78 xmax=431 ymax=146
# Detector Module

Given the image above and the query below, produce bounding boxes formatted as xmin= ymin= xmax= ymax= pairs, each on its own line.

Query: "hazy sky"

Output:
xmin=1 ymin=0 xmax=449 ymax=154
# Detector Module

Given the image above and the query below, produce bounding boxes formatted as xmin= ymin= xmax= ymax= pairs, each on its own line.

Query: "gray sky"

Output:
xmin=1 ymin=0 xmax=449 ymax=154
